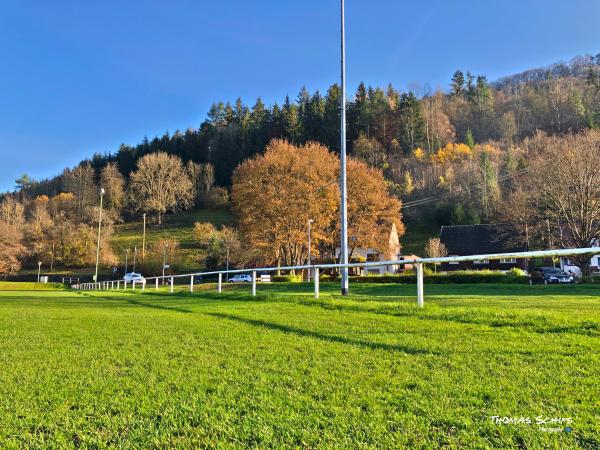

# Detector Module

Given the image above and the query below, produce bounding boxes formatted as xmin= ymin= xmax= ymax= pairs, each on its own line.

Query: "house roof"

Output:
xmin=440 ymin=223 xmax=528 ymax=255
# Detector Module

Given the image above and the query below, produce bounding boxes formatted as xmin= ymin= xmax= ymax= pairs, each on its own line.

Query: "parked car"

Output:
xmin=123 ymin=272 xmax=145 ymax=283
xmin=229 ymin=274 xmax=252 ymax=283
xmin=530 ymin=267 xmax=575 ymax=284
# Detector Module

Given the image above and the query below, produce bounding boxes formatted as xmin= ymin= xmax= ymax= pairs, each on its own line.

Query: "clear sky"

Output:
xmin=1 ymin=0 xmax=600 ymax=192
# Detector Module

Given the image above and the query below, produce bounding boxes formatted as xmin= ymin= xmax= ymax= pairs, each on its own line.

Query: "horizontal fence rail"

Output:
xmin=73 ymin=247 xmax=600 ymax=307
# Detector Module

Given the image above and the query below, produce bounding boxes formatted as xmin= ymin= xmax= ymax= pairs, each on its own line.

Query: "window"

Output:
xmin=474 ymin=259 xmax=489 ymax=265
xmin=448 ymin=255 xmax=460 ymax=265
xmin=500 ymin=258 xmax=517 ymax=264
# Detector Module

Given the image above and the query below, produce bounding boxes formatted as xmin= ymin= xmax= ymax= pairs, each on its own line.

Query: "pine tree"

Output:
xmin=450 ymin=70 xmax=465 ymax=97
xmin=465 ymin=129 xmax=475 ymax=149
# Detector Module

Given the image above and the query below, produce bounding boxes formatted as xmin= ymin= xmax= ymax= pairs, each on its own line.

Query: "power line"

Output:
xmin=401 ymin=167 xmax=529 ymax=210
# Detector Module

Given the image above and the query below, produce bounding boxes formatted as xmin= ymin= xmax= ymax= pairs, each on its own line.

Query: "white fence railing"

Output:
xmin=73 ymin=247 xmax=600 ymax=307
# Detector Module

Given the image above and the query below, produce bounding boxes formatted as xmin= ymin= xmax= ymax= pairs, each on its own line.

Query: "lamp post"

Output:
xmin=94 ymin=188 xmax=105 ymax=283
xmin=142 ymin=213 xmax=146 ymax=261
xmin=226 ymin=246 xmax=230 ymax=282
xmin=132 ymin=246 xmax=137 ymax=273
xmin=37 ymin=261 xmax=42 ymax=283
xmin=339 ymin=0 xmax=349 ymax=295
xmin=162 ymin=244 xmax=169 ymax=285
xmin=307 ymin=219 xmax=313 ymax=281
xmin=124 ymin=248 xmax=129 ymax=275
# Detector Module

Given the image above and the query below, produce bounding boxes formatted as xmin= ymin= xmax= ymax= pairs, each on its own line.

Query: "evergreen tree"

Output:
xmin=450 ymin=70 xmax=465 ymax=96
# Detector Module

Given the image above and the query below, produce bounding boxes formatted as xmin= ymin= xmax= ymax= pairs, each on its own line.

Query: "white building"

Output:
xmin=335 ymin=223 xmax=417 ymax=275
xmin=560 ymin=241 xmax=600 ymax=276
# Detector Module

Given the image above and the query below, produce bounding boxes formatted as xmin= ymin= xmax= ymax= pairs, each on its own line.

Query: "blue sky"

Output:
xmin=1 ymin=0 xmax=600 ymax=192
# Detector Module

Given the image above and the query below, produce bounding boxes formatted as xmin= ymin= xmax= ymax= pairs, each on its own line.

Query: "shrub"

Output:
xmin=203 ymin=187 xmax=229 ymax=209
xmin=272 ymin=274 xmax=304 ymax=283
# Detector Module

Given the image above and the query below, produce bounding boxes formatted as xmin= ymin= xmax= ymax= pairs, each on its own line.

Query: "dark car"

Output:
xmin=530 ymin=267 xmax=575 ymax=285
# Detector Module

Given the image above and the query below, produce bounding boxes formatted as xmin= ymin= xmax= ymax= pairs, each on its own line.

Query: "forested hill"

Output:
xmin=11 ymin=51 xmax=600 ymax=202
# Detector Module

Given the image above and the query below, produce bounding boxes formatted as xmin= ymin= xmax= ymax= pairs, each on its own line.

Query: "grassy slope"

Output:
xmin=111 ymin=208 xmax=235 ymax=271
xmin=400 ymin=217 xmax=441 ymax=256
xmin=0 ymin=281 xmax=65 ymax=291
xmin=0 ymin=283 xmax=598 ymax=448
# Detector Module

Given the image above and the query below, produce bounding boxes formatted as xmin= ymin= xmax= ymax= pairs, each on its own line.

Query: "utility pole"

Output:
xmin=162 ymin=244 xmax=169 ymax=285
xmin=142 ymin=213 xmax=146 ymax=261
xmin=94 ymin=188 xmax=105 ymax=283
xmin=339 ymin=0 xmax=349 ymax=296
xmin=132 ymin=246 xmax=137 ymax=273
xmin=226 ymin=246 xmax=230 ymax=282
xmin=50 ymin=242 xmax=55 ymax=272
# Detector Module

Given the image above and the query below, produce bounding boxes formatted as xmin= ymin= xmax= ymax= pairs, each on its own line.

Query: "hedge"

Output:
xmin=350 ymin=270 xmax=529 ymax=284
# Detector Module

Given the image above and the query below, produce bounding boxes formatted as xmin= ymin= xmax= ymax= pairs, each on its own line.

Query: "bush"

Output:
xmin=272 ymin=274 xmax=304 ymax=283
xmin=203 ymin=187 xmax=229 ymax=209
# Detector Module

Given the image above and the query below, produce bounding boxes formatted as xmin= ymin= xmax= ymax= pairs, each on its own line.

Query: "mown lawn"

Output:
xmin=0 ymin=283 xmax=598 ymax=448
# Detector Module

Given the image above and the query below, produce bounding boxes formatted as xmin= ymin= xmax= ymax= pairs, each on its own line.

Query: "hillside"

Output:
xmin=111 ymin=208 xmax=235 ymax=272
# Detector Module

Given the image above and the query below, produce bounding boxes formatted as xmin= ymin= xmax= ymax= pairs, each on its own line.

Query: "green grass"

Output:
xmin=0 ymin=281 xmax=65 ymax=291
xmin=1 ymin=283 xmax=598 ymax=448
xmin=111 ymin=208 xmax=235 ymax=271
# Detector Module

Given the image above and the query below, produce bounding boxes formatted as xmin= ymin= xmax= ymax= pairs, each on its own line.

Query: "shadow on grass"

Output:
xmin=123 ymin=298 xmax=434 ymax=355
xmin=203 ymin=311 xmax=435 ymax=355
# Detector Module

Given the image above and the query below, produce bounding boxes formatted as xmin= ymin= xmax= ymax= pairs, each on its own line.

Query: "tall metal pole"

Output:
xmin=226 ymin=246 xmax=230 ymax=281
xmin=340 ymin=0 xmax=349 ymax=295
xmin=142 ymin=213 xmax=146 ymax=261
xmin=162 ymin=244 xmax=168 ymax=285
xmin=37 ymin=261 xmax=42 ymax=283
xmin=307 ymin=219 xmax=313 ymax=281
xmin=124 ymin=248 xmax=129 ymax=275
xmin=132 ymin=246 xmax=137 ymax=273
xmin=94 ymin=188 xmax=105 ymax=283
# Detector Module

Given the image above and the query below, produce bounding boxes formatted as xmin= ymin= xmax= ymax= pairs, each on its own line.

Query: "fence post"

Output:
xmin=156 ymin=277 xmax=159 ymax=291
xmin=314 ymin=267 xmax=319 ymax=299
xmin=142 ymin=279 xmax=146 ymax=291
xmin=170 ymin=277 xmax=174 ymax=293
xmin=252 ymin=271 xmax=257 ymax=296
xmin=416 ymin=262 xmax=424 ymax=308
xmin=218 ymin=273 xmax=222 ymax=293
xmin=132 ymin=280 xmax=136 ymax=291
xmin=190 ymin=275 xmax=194 ymax=293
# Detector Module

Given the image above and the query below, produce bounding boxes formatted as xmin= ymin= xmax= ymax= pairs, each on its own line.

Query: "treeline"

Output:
xmin=14 ymin=52 xmax=600 ymax=204
xmin=0 ymin=153 xmax=228 ymax=273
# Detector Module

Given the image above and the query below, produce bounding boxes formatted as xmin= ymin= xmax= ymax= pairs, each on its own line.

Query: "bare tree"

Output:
xmin=186 ymin=161 xmax=215 ymax=206
xmin=504 ymin=130 xmax=600 ymax=274
xmin=424 ymin=237 xmax=448 ymax=273
xmin=0 ymin=196 xmax=25 ymax=227
xmin=100 ymin=163 xmax=125 ymax=214
xmin=128 ymin=152 xmax=193 ymax=225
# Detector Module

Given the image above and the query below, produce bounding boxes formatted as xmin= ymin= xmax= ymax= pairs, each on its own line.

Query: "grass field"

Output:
xmin=0 ymin=283 xmax=598 ymax=448
xmin=110 ymin=208 xmax=234 ymax=273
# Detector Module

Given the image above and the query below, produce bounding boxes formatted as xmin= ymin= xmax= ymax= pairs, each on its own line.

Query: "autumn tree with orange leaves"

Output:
xmin=232 ymin=139 xmax=403 ymax=267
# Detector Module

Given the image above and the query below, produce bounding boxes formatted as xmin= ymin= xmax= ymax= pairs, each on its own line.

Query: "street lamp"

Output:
xmin=162 ymin=244 xmax=169 ymax=285
xmin=226 ymin=246 xmax=230 ymax=282
xmin=94 ymin=188 xmax=105 ymax=283
xmin=339 ymin=0 xmax=349 ymax=295
xmin=37 ymin=261 xmax=42 ymax=283
xmin=142 ymin=213 xmax=146 ymax=261
xmin=307 ymin=219 xmax=314 ymax=281
xmin=124 ymin=248 xmax=129 ymax=275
